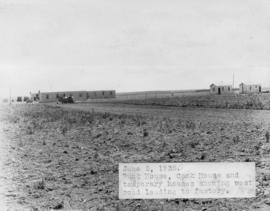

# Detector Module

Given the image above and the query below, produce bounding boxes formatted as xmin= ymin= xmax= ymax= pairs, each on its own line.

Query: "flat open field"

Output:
xmin=1 ymin=102 xmax=270 ymax=210
xmin=113 ymin=93 xmax=270 ymax=110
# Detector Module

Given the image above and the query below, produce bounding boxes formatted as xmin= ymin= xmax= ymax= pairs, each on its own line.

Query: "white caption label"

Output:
xmin=119 ymin=162 xmax=255 ymax=199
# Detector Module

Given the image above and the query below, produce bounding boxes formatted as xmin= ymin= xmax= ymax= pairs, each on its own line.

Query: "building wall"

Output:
xmin=86 ymin=90 xmax=116 ymax=99
xmin=210 ymin=85 xmax=233 ymax=95
xmin=239 ymin=84 xmax=261 ymax=94
xmin=30 ymin=93 xmax=39 ymax=101
xmin=38 ymin=90 xmax=116 ymax=103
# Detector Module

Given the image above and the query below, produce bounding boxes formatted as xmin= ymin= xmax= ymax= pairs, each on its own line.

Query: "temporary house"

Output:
xmin=239 ymin=83 xmax=261 ymax=94
xmin=210 ymin=84 xmax=233 ymax=95
xmin=31 ymin=90 xmax=116 ymax=103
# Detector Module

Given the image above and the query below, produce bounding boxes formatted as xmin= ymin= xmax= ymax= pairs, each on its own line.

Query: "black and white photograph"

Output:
xmin=0 ymin=0 xmax=270 ymax=210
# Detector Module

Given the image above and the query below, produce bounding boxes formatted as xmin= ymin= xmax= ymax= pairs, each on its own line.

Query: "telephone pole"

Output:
xmin=9 ymin=88 xmax=11 ymax=104
xmin=232 ymin=73 xmax=235 ymax=89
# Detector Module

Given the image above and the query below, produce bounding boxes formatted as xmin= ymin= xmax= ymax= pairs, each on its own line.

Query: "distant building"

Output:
xmin=30 ymin=92 xmax=40 ymax=101
xmin=16 ymin=96 xmax=22 ymax=102
xmin=210 ymin=84 xmax=233 ymax=95
xmin=2 ymin=98 xmax=8 ymax=103
xmin=31 ymin=90 xmax=116 ymax=103
xmin=239 ymin=83 xmax=261 ymax=94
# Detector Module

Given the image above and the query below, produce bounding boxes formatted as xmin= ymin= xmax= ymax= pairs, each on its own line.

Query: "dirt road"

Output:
xmin=58 ymin=102 xmax=270 ymax=125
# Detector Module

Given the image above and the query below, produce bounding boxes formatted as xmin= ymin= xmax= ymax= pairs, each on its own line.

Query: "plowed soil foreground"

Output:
xmin=1 ymin=103 xmax=270 ymax=211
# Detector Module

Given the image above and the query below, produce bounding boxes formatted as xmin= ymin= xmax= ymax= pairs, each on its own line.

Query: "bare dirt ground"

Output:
xmin=1 ymin=102 xmax=270 ymax=210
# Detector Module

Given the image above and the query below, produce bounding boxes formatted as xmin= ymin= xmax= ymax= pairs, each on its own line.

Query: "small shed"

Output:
xmin=239 ymin=83 xmax=261 ymax=94
xmin=210 ymin=84 xmax=233 ymax=95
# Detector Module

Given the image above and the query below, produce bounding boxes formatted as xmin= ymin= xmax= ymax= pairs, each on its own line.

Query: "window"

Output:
xmin=228 ymin=87 xmax=230 ymax=91
xmin=86 ymin=93 xmax=89 ymax=99
xmin=56 ymin=93 xmax=59 ymax=99
xmin=222 ymin=87 xmax=224 ymax=91
xmin=79 ymin=93 xmax=82 ymax=97
xmin=46 ymin=94 xmax=49 ymax=99
xmin=213 ymin=87 xmax=215 ymax=92
xmin=102 ymin=91 xmax=105 ymax=96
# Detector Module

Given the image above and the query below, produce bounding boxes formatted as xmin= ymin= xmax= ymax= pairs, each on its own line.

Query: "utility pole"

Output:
xmin=232 ymin=72 xmax=235 ymax=89
xmin=9 ymin=88 xmax=11 ymax=104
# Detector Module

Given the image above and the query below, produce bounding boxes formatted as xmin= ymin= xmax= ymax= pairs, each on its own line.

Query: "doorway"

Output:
xmin=218 ymin=88 xmax=221 ymax=95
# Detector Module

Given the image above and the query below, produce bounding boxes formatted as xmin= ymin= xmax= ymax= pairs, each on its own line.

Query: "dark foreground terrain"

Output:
xmin=0 ymin=103 xmax=270 ymax=210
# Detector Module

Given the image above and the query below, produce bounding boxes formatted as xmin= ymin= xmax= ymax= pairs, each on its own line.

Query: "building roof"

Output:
xmin=36 ymin=90 xmax=116 ymax=94
xmin=210 ymin=84 xmax=232 ymax=87
xmin=239 ymin=83 xmax=261 ymax=86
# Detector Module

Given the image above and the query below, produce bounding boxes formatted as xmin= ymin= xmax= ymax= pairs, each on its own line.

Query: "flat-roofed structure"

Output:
xmin=239 ymin=83 xmax=262 ymax=94
xmin=210 ymin=84 xmax=233 ymax=95
xmin=31 ymin=90 xmax=116 ymax=103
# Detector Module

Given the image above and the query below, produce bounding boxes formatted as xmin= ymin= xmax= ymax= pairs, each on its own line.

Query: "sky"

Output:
xmin=0 ymin=0 xmax=270 ymax=98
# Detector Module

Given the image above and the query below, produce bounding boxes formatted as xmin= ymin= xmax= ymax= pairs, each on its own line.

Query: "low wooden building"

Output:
xmin=239 ymin=83 xmax=262 ymax=94
xmin=30 ymin=92 xmax=40 ymax=101
xmin=31 ymin=90 xmax=116 ymax=103
xmin=210 ymin=84 xmax=233 ymax=95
